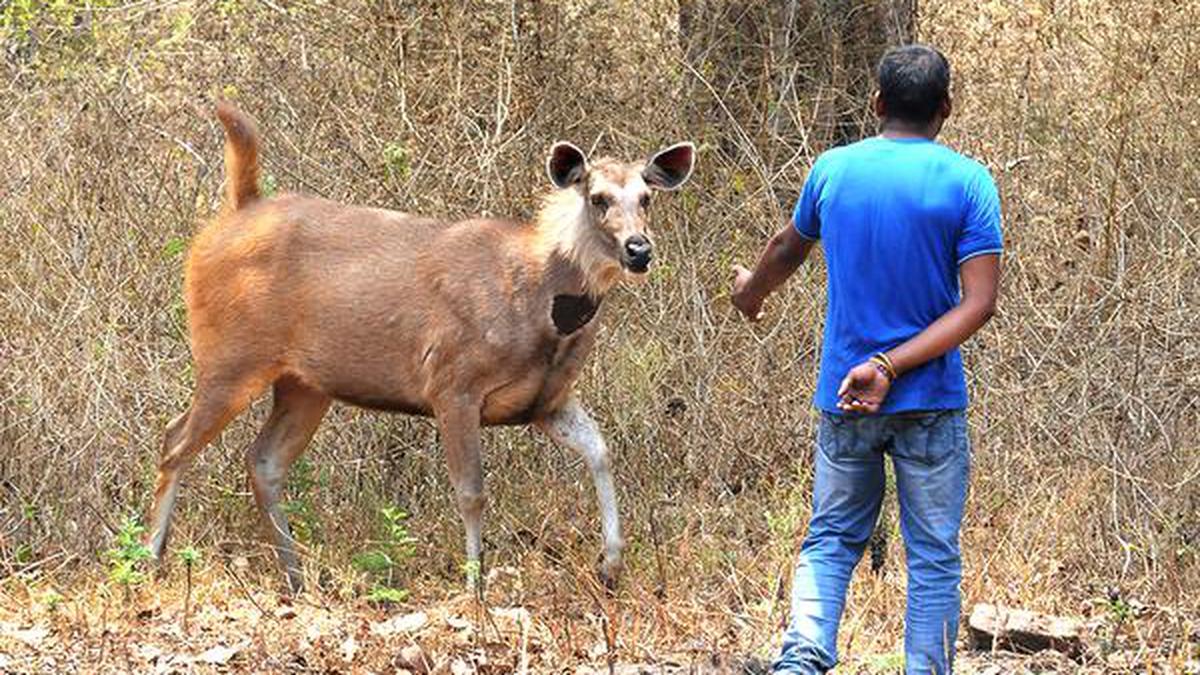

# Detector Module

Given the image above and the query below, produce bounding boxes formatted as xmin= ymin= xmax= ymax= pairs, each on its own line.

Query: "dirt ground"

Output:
xmin=1 ymin=565 xmax=1194 ymax=674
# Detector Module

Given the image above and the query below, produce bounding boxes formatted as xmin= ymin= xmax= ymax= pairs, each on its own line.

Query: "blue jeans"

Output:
xmin=774 ymin=410 xmax=970 ymax=675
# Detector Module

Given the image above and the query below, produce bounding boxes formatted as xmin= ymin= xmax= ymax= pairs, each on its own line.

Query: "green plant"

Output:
xmin=365 ymin=585 xmax=408 ymax=604
xmin=282 ymin=457 xmax=322 ymax=544
xmin=104 ymin=516 xmax=152 ymax=600
xmin=350 ymin=549 xmax=393 ymax=575
xmin=41 ymin=589 xmax=64 ymax=613
xmin=1108 ymin=595 xmax=1133 ymax=623
xmin=382 ymin=142 xmax=410 ymax=181
xmin=353 ymin=505 xmax=416 ymax=603
xmin=216 ymin=0 xmax=243 ymax=18
xmin=1 ymin=0 xmax=121 ymax=52
xmin=177 ymin=546 xmax=201 ymax=629
xmin=259 ymin=173 xmax=278 ymax=198
xmin=161 ymin=9 xmax=194 ymax=48
xmin=177 ymin=546 xmax=200 ymax=566
xmin=864 ymin=652 xmax=905 ymax=673
xmin=462 ymin=559 xmax=482 ymax=590
xmin=14 ymin=543 xmax=34 ymax=564
xmin=161 ymin=237 xmax=187 ymax=260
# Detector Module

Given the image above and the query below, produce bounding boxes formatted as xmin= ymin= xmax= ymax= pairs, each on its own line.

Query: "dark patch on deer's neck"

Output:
xmin=552 ymin=294 xmax=601 ymax=335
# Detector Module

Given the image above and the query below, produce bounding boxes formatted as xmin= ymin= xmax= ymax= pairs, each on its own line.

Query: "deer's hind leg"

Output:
xmin=147 ymin=367 xmax=275 ymax=559
xmin=244 ymin=375 xmax=331 ymax=594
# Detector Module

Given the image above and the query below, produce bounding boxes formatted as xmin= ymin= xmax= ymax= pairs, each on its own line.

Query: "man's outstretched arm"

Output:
xmin=731 ymin=225 xmax=815 ymax=321
xmin=837 ymin=253 xmax=1001 ymax=412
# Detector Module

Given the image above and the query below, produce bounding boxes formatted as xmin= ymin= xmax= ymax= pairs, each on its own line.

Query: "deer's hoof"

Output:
xmin=596 ymin=559 xmax=622 ymax=594
xmin=284 ymin=571 xmax=305 ymax=597
xmin=146 ymin=550 xmax=169 ymax=580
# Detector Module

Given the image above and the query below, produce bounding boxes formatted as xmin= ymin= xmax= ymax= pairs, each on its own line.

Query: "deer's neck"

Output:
xmin=533 ymin=189 xmax=621 ymax=298
xmin=525 ymin=250 xmax=603 ymax=337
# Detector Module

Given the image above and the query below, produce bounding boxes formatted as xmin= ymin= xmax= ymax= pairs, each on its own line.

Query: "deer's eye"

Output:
xmin=639 ymin=194 xmax=650 ymax=209
xmin=590 ymin=194 xmax=610 ymax=210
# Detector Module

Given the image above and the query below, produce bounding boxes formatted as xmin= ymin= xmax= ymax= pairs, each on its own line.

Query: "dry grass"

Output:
xmin=1 ymin=0 xmax=1197 ymax=671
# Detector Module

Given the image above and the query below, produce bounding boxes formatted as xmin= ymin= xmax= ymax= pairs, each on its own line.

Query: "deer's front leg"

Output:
xmin=435 ymin=401 xmax=485 ymax=592
xmin=538 ymin=397 xmax=624 ymax=589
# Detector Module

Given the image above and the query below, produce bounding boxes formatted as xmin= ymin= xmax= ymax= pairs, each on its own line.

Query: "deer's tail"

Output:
xmin=214 ymin=101 xmax=261 ymax=210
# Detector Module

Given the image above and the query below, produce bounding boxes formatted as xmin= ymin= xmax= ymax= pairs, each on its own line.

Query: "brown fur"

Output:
xmin=144 ymin=103 xmax=694 ymax=591
xmin=185 ymin=196 xmax=593 ymax=424
xmin=214 ymin=102 xmax=260 ymax=210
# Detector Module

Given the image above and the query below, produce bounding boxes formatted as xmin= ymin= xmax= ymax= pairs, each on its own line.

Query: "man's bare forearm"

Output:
xmin=885 ymin=300 xmax=993 ymax=375
xmin=884 ymin=254 xmax=1000 ymax=375
xmin=739 ymin=226 xmax=813 ymax=300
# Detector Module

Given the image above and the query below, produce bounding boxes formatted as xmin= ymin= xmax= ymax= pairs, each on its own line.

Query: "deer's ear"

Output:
xmin=546 ymin=142 xmax=588 ymax=188
xmin=643 ymin=142 xmax=695 ymax=191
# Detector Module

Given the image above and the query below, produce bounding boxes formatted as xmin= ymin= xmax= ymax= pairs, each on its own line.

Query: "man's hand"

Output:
xmin=731 ymin=264 xmax=765 ymax=321
xmin=730 ymin=225 xmax=814 ymax=323
xmin=836 ymin=361 xmax=892 ymax=414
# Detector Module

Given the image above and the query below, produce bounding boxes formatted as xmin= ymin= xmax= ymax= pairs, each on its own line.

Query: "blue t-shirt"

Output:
xmin=794 ymin=136 xmax=1003 ymax=414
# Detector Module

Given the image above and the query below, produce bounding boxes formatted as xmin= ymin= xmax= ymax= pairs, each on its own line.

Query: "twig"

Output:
xmin=224 ymin=560 xmax=269 ymax=621
xmin=649 ymin=502 xmax=668 ymax=600
xmin=581 ymin=573 xmax=616 ymax=674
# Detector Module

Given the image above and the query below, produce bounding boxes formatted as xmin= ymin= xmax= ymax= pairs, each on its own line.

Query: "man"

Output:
xmin=731 ymin=45 xmax=1002 ymax=674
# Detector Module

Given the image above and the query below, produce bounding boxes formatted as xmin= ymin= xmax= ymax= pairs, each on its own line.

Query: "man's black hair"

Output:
xmin=877 ymin=44 xmax=950 ymax=124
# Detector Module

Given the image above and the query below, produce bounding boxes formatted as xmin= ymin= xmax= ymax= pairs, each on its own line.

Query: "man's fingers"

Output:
xmin=838 ymin=374 xmax=864 ymax=397
xmin=837 ymin=393 xmax=879 ymax=414
xmin=838 ymin=400 xmax=865 ymax=413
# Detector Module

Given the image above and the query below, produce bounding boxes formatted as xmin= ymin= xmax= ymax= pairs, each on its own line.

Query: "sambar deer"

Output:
xmin=144 ymin=102 xmax=695 ymax=593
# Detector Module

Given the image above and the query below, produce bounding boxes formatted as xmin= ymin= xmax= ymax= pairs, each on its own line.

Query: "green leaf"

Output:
xmin=383 ymin=142 xmax=410 ymax=180
xmin=104 ymin=515 xmax=152 ymax=590
xmin=352 ymin=550 xmax=394 ymax=574
xmin=41 ymin=590 xmax=64 ymax=610
xmin=365 ymin=585 xmax=408 ymax=604
xmin=462 ymin=560 xmax=481 ymax=586
xmin=259 ymin=174 xmax=278 ymax=198
xmin=161 ymin=237 xmax=187 ymax=260
xmin=177 ymin=546 xmax=201 ymax=565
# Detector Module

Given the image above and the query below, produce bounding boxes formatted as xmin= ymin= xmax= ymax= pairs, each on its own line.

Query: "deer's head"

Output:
xmin=540 ymin=141 xmax=695 ymax=295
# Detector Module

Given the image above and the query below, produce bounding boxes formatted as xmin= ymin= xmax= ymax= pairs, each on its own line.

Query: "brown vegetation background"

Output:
xmin=2 ymin=0 xmax=1198 ymax=668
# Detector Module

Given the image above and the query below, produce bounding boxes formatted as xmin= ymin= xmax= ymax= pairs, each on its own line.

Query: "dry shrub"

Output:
xmin=1 ymin=0 xmax=1196 ymax=665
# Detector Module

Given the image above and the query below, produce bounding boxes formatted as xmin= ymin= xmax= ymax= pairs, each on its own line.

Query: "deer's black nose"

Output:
xmin=624 ymin=235 xmax=652 ymax=272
